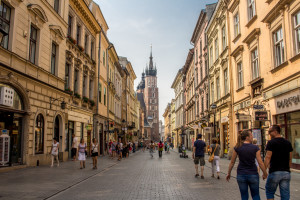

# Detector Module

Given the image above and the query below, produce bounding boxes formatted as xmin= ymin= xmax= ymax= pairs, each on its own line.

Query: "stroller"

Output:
xmin=179 ymin=144 xmax=188 ymax=158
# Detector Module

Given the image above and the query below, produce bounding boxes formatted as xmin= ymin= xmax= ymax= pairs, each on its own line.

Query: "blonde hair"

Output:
xmin=252 ymin=138 xmax=257 ymax=145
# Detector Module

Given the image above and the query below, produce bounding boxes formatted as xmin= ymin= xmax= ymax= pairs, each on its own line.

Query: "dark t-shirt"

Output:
xmin=194 ymin=140 xmax=206 ymax=157
xmin=266 ymin=137 xmax=293 ymax=174
xmin=235 ymin=143 xmax=259 ymax=175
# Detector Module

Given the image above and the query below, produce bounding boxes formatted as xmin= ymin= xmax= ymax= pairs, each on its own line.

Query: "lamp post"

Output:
xmin=211 ymin=104 xmax=217 ymax=138
xmin=50 ymin=97 xmax=66 ymax=110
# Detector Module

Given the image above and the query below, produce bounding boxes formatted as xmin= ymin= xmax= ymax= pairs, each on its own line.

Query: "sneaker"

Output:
xmin=201 ymin=176 xmax=204 ymax=179
xmin=195 ymin=174 xmax=199 ymax=177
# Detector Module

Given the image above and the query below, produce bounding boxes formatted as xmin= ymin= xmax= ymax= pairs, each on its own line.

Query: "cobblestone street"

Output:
xmin=1 ymin=150 xmax=299 ymax=200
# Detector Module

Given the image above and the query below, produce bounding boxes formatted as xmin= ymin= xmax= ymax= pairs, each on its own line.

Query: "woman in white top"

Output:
xmin=77 ymin=138 xmax=87 ymax=169
xmin=49 ymin=138 xmax=59 ymax=167
xmin=91 ymin=138 xmax=99 ymax=169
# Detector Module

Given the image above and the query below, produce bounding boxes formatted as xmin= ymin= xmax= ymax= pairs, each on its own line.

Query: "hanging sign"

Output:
xmin=255 ymin=111 xmax=268 ymax=121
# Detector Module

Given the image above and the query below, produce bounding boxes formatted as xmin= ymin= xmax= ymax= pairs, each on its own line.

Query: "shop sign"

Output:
xmin=239 ymin=115 xmax=251 ymax=121
xmin=204 ymin=127 xmax=213 ymax=133
xmin=0 ymin=134 xmax=10 ymax=166
xmin=221 ymin=116 xmax=229 ymax=123
xmin=277 ymin=95 xmax=300 ymax=109
xmin=85 ymin=124 xmax=92 ymax=131
xmin=255 ymin=111 xmax=268 ymax=121
xmin=253 ymin=105 xmax=264 ymax=110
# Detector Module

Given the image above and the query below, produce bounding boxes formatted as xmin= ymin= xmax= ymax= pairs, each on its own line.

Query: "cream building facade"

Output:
xmin=206 ymin=0 xmax=232 ymax=156
xmin=171 ymin=69 xmax=184 ymax=147
xmin=228 ymin=0 xmax=300 ymax=169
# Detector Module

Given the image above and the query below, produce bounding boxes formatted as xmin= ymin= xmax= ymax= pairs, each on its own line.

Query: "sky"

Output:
xmin=95 ymin=0 xmax=217 ymax=123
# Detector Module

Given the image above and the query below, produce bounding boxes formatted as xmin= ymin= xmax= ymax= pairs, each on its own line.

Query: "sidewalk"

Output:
xmin=172 ymin=148 xmax=300 ymax=199
xmin=0 ymin=154 xmax=134 ymax=200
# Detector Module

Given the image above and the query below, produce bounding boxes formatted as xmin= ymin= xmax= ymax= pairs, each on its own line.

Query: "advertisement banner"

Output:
xmin=252 ymin=129 xmax=262 ymax=145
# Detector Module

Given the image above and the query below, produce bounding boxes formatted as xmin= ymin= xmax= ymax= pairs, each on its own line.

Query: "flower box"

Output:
xmin=74 ymin=93 xmax=81 ymax=99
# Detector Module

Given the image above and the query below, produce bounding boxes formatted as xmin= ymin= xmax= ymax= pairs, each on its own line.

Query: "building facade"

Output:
xmin=206 ymin=0 xmax=232 ymax=157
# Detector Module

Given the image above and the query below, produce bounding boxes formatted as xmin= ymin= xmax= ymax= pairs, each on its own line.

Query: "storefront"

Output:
xmin=270 ymin=89 xmax=300 ymax=169
xmin=0 ymin=83 xmax=28 ymax=166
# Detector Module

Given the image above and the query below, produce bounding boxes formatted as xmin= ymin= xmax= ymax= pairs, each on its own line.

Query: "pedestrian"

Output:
xmin=71 ymin=133 xmax=78 ymax=161
xmin=264 ymin=125 xmax=293 ymax=200
xmin=78 ymin=138 xmax=87 ymax=169
xmin=226 ymin=130 xmax=268 ymax=200
xmin=129 ymin=141 xmax=133 ymax=154
xmin=49 ymin=137 xmax=59 ymax=167
xmin=143 ymin=141 xmax=146 ymax=152
xmin=133 ymin=142 xmax=136 ymax=153
xmin=210 ymin=138 xmax=220 ymax=179
xmin=167 ymin=142 xmax=170 ymax=153
xmin=193 ymin=134 xmax=206 ymax=178
xmin=118 ymin=139 xmax=123 ymax=161
xmin=164 ymin=141 xmax=167 ymax=152
xmin=252 ymin=138 xmax=260 ymax=174
xmin=91 ymin=138 xmax=99 ymax=169
xmin=112 ymin=140 xmax=117 ymax=159
xmin=158 ymin=141 xmax=164 ymax=158
xmin=149 ymin=140 xmax=155 ymax=158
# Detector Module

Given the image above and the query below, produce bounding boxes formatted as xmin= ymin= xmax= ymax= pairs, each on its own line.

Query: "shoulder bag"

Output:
xmin=208 ymin=144 xmax=218 ymax=163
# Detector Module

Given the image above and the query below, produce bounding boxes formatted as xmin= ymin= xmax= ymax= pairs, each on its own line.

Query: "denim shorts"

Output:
xmin=265 ymin=171 xmax=291 ymax=200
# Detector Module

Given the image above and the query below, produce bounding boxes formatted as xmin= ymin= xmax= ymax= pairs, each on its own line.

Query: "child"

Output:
xmin=253 ymin=138 xmax=260 ymax=174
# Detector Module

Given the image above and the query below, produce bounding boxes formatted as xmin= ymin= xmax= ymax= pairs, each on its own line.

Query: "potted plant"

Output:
xmin=65 ymin=88 xmax=73 ymax=95
xmin=82 ymin=96 xmax=89 ymax=103
xmin=89 ymin=99 xmax=95 ymax=107
xmin=67 ymin=35 xmax=76 ymax=45
xmin=74 ymin=92 xmax=81 ymax=99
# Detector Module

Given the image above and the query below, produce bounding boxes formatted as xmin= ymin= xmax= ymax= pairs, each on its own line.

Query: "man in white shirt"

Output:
xmin=71 ymin=134 xmax=78 ymax=161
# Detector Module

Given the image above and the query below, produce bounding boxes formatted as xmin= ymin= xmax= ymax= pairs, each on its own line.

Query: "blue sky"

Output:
xmin=95 ymin=0 xmax=217 ymax=122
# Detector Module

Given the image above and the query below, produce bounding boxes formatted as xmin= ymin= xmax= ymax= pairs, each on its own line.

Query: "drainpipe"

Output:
xmin=106 ymin=43 xmax=113 ymax=144
xmin=96 ymin=29 xmax=102 ymax=140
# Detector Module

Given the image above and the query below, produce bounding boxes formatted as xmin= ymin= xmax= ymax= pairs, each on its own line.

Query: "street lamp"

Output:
xmin=50 ymin=97 xmax=66 ymax=109
xmin=211 ymin=103 xmax=217 ymax=138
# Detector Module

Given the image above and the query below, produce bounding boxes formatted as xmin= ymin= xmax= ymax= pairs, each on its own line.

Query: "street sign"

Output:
xmin=211 ymin=104 xmax=217 ymax=109
xmin=204 ymin=127 xmax=213 ymax=133
xmin=253 ymin=105 xmax=264 ymax=109
xmin=255 ymin=111 xmax=268 ymax=121
xmin=239 ymin=115 xmax=251 ymax=121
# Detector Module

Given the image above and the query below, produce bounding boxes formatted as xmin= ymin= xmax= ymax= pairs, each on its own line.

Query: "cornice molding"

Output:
xmin=27 ymin=4 xmax=48 ymax=23
xmin=230 ymin=45 xmax=244 ymax=58
xmin=228 ymin=0 xmax=240 ymax=13
xmin=242 ymin=28 xmax=260 ymax=45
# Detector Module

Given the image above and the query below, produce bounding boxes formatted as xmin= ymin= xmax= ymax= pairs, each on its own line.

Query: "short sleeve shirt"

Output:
xmin=266 ymin=137 xmax=293 ymax=173
xmin=194 ymin=140 xmax=206 ymax=157
xmin=72 ymin=137 xmax=77 ymax=148
xmin=235 ymin=143 xmax=259 ymax=175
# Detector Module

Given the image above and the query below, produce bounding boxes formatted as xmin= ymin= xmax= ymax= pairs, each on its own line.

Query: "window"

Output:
xmin=103 ymin=51 xmax=105 ymax=66
xmin=224 ymin=69 xmax=228 ymax=95
xmin=104 ymin=87 xmax=106 ymax=105
xmin=91 ymin=41 xmax=94 ymax=60
xmin=273 ymin=27 xmax=285 ymax=67
xmin=222 ymin=26 xmax=226 ymax=50
xmin=216 ymin=77 xmax=220 ymax=100
xmin=200 ymin=64 xmax=203 ymax=81
xmin=0 ymin=2 xmax=11 ymax=49
xmin=295 ymin=11 xmax=300 ymax=54
xmin=211 ymin=82 xmax=214 ymax=103
xmin=83 ymin=74 xmax=87 ymax=97
xmin=65 ymin=63 xmax=70 ymax=89
xmin=84 ymin=34 xmax=88 ymax=54
xmin=74 ymin=69 xmax=79 ymax=93
xmin=76 ymin=25 xmax=81 ymax=45
xmin=200 ymin=40 xmax=202 ymax=52
xmin=54 ymin=0 xmax=59 ymax=13
xmin=251 ymin=48 xmax=259 ymax=79
xmin=68 ymin=15 xmax=72 ymax=36
xmin=248 ymin=0 xmax=256 ymax=20
xmin=234 ymin=13 xmax=240 ymax=37
xmin=51 ymin=43 xmax=57 ymax=75
xmin=29 ymin=25 xmax=37 ymax=64
xmin=201 ymin=97 xmax=204 ymax=114
xmin=89 ymin=79 xmax=93 ymax=99
xmin=209 ymin=46 xmax=213 ymax=67
xmin=35 ymin=114 xmax=44 ymax=154
xmin=215 ymin=38 xmax=219 ymax=60
xmin=206 ymin=93 xmax=209 ymax=110
xmin=81 ymin=123 xmax=84 ymax=138
xmin=98 ymin=83 xmax=102 ymax=103
xmin=237 ymin=62 xmax=243 ymax=88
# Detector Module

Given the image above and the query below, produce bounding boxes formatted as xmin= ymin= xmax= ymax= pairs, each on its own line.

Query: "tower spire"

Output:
xmin=149 ymin=44 xmax=154 ymax=70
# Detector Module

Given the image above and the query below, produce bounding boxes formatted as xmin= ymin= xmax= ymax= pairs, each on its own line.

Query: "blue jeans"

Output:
xmin=237 ymin=174 xmax=260 ymax=200
xmin=265 ymin=171 xmax=291 ymax=200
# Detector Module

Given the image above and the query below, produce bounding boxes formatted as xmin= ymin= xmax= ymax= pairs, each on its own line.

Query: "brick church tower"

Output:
xmin=137 ymin=47 xmax=159 ymax=141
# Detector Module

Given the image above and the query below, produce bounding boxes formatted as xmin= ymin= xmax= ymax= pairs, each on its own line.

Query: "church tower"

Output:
xmin=137 ymin=46 xmax=159 ymax=141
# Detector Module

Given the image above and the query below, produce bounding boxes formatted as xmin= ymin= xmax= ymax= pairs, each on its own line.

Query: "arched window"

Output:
xmin=35 ymin=114 xmax=44 ymax=154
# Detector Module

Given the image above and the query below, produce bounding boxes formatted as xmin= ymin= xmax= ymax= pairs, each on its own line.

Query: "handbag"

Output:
xmin=208 ymin=144 xmax=218 ymax=163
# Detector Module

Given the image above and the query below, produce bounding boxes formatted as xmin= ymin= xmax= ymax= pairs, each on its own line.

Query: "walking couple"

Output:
xmin=227 ymin=125 xmax=293 ymax=200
